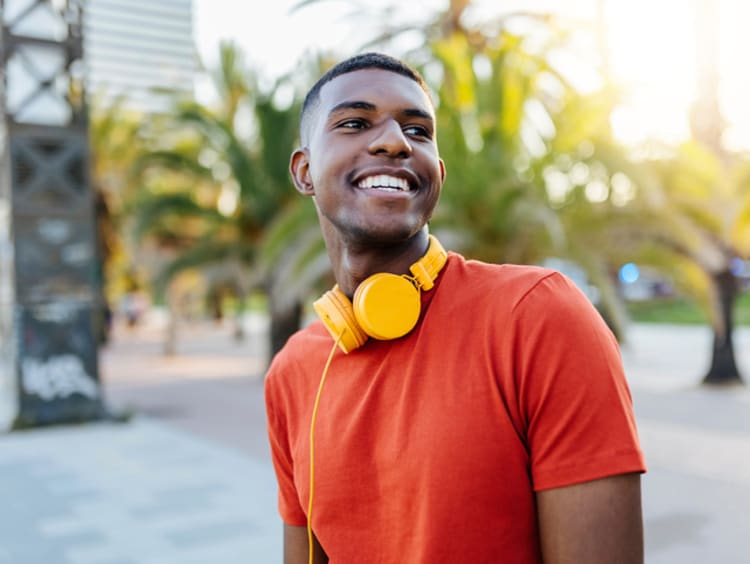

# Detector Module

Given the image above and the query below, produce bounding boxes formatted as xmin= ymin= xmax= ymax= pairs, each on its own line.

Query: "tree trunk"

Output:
xmin=233 ymin=293 xmax=246 ymax=342
xmin=269 ymin=300 xmax=303 ymax=359
xmin=164 ymin=307 xmax=178 ymax=356
xmin=164 ymin=284 xmax=179 ymax=356
xmin=703 ymin=269 xmax=743 ymax=385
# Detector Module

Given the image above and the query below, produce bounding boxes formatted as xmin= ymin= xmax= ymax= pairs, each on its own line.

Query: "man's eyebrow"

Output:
xmin=402 ymin=108 xmax=434 ymax=122
xmin=327 ymin=101 xmax=434 ymax=123
xmin=328 ymin=100 xmax=376 ymax=115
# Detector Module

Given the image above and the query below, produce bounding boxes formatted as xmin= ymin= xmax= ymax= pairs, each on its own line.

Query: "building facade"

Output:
xmin=84 ymin=0 xmax=195 ymax=112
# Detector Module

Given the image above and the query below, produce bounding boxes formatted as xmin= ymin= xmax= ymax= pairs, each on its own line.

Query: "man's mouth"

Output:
xmin=356 ymin=174 xmax=411 ymax=192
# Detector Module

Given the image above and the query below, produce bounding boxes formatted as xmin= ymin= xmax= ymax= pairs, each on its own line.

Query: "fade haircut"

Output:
xmin=299 ymin=52 xmax=432 ymax=145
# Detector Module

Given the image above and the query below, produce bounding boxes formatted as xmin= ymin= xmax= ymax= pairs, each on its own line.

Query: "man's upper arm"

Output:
xmin=284 ymin=524 xmax=328 ymax=564
xmin=536 ymin=472 xmax=643 ymax=564
xmin=265 ymin=360 xmax=309 ymax=526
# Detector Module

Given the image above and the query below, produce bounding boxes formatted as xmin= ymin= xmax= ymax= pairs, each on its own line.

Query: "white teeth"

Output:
xmin=357 ymin=175 xmax=410 ymax=191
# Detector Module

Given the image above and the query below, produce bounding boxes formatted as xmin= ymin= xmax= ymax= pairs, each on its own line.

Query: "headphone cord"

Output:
xmin=308 ymin=333 xmax=342 ymax=564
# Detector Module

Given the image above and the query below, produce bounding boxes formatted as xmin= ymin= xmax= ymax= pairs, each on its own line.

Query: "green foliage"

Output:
xmin=130 ymin=42 xmax=304 ymax=307
xmin=622 ymin=141 xmax=750 ymax=333
xmin=627 ymin=292 xmax=750 ymax=326
xmin=431 ymin=24 xmax=565 ymax=265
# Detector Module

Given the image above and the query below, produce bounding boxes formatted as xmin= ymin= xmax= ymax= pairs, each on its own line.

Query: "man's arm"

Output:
xmin=536 ymin=473 xmax=643 ymax=564
xmin=284 ymin=524 xmax=329 ymax=564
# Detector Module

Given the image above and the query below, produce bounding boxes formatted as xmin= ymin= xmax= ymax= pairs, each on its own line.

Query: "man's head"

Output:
xmin=299 ymin=52 xmax=433 ymax=146
xmin=290 ymin=53 xmax=445 ymax=247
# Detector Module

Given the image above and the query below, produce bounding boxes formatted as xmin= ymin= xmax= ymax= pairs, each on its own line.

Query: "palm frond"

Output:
xmin=131 ymin=192 xmax=225 ymax=241
xmin=258 ymin=200 xmax=319 ymax=267
xmin=156 ymin=240 xmax=252 ymax=292
xmin=267 ymin=230 xmax=330 ymax=312
xmin=134 ymin=149 xmax=214 ymax=179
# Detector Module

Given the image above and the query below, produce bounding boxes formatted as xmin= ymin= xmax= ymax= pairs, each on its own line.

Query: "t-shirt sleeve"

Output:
xmin=264 ymin=359 xmax=308 ymax=526
xmin=511 ymin=272 xmax=647 ymax=491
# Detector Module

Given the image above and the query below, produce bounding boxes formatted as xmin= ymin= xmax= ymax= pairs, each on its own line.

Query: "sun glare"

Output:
xmin=716 ymin=1 xmax=750 ymax=151
xmin=605 ymin=0 xmax=695 ymax=146
xmin=602 ymin=0 xmax=750 ymax=151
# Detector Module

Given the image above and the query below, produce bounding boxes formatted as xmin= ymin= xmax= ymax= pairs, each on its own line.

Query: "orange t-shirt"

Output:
xmin=264 ymin=253 xmax=646 ymax=563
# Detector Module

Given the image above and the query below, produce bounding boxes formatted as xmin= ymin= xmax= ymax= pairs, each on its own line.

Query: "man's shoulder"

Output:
xmin=446 ymin=252 xmax=563 ymax=301
xmin=266 ymin=320 xmax=330 ymax=384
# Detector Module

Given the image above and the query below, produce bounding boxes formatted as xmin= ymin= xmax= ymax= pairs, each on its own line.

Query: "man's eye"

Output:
xmin=338 ymin=119 xmax=366 ymax=130
xmin=404 ymin=125 xmax=431 ymax=138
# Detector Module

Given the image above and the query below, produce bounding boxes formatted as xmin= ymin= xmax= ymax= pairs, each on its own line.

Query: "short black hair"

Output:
xmin=299 ymin=52 xmax=432 ymax=144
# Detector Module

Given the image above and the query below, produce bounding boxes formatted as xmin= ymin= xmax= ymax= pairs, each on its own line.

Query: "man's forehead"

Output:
xmin=318 ymin=68 xmax=433 ymax=114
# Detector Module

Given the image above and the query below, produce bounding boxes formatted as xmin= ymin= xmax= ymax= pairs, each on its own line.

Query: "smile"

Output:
xmin=356 ymin=174 xmax=411 ymax=192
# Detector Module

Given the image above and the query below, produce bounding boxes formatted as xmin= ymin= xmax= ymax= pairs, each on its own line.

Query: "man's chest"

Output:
xmin=291 ymin=355 xmax=532 ymax=521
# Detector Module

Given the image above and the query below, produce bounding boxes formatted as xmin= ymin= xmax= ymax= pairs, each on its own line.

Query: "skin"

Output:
xmin=536 ymin=473 xmax=644 ymax=564
xmin=285 ymin=67 xmax=644 ymax=563
xmin=284 ymin=526 xmax=327 ymax=564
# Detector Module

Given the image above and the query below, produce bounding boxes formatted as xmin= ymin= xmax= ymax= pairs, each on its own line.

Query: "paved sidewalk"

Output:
xmin=1 ymin=318 xmax=281 ymax=564
xmin=620 ymin=324 xmax=750 ymax=564
xmin=0 ymin=419 xmax=280 ymax=564
xmin=0 ymin=319 xmax=748 ymax=563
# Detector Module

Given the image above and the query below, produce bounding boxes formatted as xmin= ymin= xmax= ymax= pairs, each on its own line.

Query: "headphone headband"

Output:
xmin=313 ymin=236 xmax=447 ymax=353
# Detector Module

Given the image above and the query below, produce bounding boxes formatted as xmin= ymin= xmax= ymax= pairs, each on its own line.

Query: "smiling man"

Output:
xmin=264 ymin=52 xmax=646 ymax=564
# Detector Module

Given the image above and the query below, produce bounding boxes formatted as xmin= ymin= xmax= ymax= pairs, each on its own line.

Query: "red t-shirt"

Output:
xmin=265 ymin=253 xmax=646 ymax=563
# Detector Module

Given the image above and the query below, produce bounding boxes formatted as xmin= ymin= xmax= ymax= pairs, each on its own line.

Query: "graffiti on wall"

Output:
xmin=21 ymin=354 xmax=98 ymax=400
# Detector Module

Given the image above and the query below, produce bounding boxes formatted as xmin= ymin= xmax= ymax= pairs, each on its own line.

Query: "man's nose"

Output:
xmin=368 ymin=120 xmax=412 ymax=158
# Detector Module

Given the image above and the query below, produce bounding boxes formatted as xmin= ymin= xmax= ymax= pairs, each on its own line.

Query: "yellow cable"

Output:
xmin=308 ymin=333 xmax=342 ymax=564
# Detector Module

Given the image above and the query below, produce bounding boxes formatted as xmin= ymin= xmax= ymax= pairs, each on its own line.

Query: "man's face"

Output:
xmin=291 ymin=68 xmax=445 ymax=246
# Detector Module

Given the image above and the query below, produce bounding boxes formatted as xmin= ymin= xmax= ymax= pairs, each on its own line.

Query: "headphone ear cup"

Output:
xmin=313 ymin=236 xmax=446 ymax=353
xmin=313 ymin=286 xmax=368 ymax=353
xmin=353 ymin=273 xmax=422 ymax=340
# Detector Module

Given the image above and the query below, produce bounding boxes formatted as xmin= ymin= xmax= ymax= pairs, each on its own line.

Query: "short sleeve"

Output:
xmin=264 ymin=359 xmax=308 ymax=526
xmin=511 ymin=272 xmax=647 ymax=491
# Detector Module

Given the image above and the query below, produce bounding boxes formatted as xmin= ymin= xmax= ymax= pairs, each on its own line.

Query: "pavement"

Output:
xmin=1 ymin=314 xmax=749 ymax=563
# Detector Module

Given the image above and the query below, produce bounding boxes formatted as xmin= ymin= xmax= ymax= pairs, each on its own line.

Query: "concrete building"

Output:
xmin=84 ymin=0 xmax=195 ymax=112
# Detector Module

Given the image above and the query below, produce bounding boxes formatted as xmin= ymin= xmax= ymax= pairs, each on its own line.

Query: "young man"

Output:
xmin=265 ymin=52 xmax=646 ymax=563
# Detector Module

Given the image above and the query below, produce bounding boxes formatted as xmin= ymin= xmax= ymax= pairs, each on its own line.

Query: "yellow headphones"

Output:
xmin=313 ymin=235 xmax=447 ymax=353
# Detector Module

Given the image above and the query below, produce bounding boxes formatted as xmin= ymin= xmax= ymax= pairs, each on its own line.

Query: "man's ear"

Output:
xmin=290 ymin=148 xmax=314 ymax=196
xmin=439 ymin=158 xmax=446 ymax=185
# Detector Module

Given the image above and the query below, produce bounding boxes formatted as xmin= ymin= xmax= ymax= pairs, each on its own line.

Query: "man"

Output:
xmin=265 ymin=52 xmax=646 ymax=563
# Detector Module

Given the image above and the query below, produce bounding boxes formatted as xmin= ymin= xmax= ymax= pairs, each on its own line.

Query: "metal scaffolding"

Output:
xmin=0 ymin=0 xmax=106 ymax=428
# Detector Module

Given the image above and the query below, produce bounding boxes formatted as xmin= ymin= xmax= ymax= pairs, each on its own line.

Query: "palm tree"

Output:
xmin=131 ymin=42 xmax=302 ymax=356
xmin=630 ymin=143 xmax=750 ymax=384
xmin=621 ymin=0 xmax=749 ymax=385
xmin=430 ymin=32 xmax=559 ymax=256
xmin=686 ymin=0 xmax=747 ymax=384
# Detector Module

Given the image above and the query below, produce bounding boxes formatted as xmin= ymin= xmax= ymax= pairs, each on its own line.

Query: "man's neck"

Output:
xmin=326 ymin=231 xmax=431 ymax=299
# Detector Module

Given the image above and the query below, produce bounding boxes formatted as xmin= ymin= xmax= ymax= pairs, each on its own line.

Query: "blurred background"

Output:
xmin=91 ymin=0 xmax=750 ymax=382
xmin=0 ymin=1 xmax=748 ymax=563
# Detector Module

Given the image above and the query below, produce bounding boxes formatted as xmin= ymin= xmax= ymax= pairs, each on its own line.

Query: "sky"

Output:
xmin=193 ymin=0 xmax=750 ymax=151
